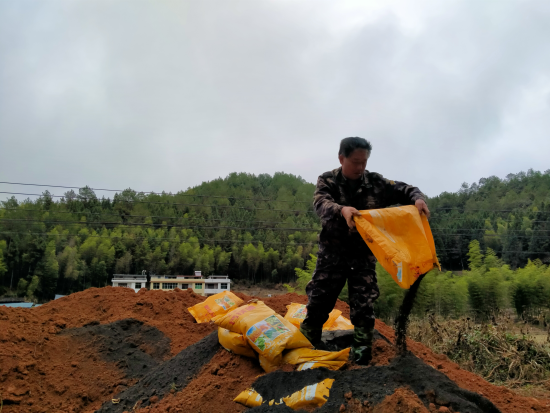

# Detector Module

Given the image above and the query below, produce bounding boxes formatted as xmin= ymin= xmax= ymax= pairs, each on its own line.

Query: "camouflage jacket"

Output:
xmin=314 ymin=167 xmax=425 ymax=262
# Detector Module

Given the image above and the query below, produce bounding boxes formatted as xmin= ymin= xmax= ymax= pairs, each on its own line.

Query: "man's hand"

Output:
xmin=341 ymin=206 xmax=362 ymax=230
xmin=415 ymin=199 xmax=430 ymax=219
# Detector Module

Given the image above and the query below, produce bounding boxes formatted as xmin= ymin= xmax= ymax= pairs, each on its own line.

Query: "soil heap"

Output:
xmin=0 ymin=287 xmax=549 ymax=413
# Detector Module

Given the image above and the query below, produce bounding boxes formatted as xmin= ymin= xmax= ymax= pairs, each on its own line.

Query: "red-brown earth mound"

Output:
xmin=0 ymin=287 xmax=548 ymax=413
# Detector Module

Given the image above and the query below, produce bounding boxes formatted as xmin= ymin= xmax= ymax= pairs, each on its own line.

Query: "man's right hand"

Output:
xmin=341 ymin=206 xmax=362 ymax=230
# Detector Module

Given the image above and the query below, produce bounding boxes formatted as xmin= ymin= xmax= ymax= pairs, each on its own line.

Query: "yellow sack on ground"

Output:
xmin=234 ymin=388 xmax=263 ymax=407
xmin=187 ymin=291 xmax=243 ymax=323
xmin=284 ymin=303 xmax=341 ymax=330
xmin=282 ymin=378 xmax=335 ymax=410
xmin=218 ymin=327 xmax=256 ymax=358
xmin=259 ymin=354 xmax=282 ymax=372
xmin=354 ymin=205 xmax=441 ymax=289
xmin=297 ymin=360 xmax=346 ymax=371
xmin=326 ymin=315 xmax=354 ymax=331
xmin=212 ymin=301 xmax=311 ymax=362
xmin=283 ymin=347 xmax=350 ymax=365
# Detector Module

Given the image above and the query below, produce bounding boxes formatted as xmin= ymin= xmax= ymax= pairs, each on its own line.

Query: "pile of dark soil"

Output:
xmin=62 ymin=318 xmax=171 ymax=380
xmin=97 ymin=331 xmax=220 ymax=412
xmin=246 ymin=352 xmax=501 ymax=413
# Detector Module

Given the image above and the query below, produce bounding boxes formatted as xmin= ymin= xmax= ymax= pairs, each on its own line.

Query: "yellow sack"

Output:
xmin=259 ymin=354 xmax=282 ymax=372
xmin=218 ymin=327 xmax=256 ymax=358
xmin=326 ymin=315 xmax=354 ymax=331
xmin=234 ymin=379 xmax=335 ymax=410
xmin=283 ymin=347 xmax=350 ymax=365
xmin=297 ymin=360 xmax=346 ymax=371
xmin=187 ymin=291 xmax=243 ymax=323
xmin=283 ymin=378 xmax=335 ymax=410
xmin=234 ymin=388 xmax=263 ymax=407
xmin=212 ymin=301 xmax=311 ymax=362
xmin=354 ymin=205 xmax=441 ymax=289
xmin=284 ymin=303 xmax=341 ymax=330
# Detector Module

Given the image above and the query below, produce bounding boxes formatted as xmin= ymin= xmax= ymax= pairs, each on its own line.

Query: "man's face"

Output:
xmin=339 ymin=149 xmax=369 ymax=180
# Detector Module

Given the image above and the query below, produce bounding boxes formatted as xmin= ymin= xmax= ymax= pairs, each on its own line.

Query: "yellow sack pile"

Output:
xmin=325 ymin=315 xmax=354 ymax=331
xmin=218 ymin=327 xmax=256 ymax=358
xmin=284 ymin=303 xmax=341 ymax=330
xmin=187 ymin=291 xmax=243 ymax=323
xmin=234 ymin=378 xmax=334 ymax=410
xmin=283 ymin=347 xmax=350 ymax=371
xmin=354 ymin=205 xmax=441 ymax=289
xmin=213 ymin=301 xmax=311 ymax=366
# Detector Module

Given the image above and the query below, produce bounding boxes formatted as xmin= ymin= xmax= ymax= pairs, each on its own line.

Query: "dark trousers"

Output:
xmin=302 ymin=256 xmax=380 ymax=329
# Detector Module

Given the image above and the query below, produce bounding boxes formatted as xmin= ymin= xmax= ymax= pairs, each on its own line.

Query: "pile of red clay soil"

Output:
xmin=1 ymin=287 xmax=549 ymax=413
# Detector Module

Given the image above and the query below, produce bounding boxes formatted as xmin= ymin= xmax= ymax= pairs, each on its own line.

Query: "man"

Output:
xmin=300 ymin=137 xmax=430 ymax=365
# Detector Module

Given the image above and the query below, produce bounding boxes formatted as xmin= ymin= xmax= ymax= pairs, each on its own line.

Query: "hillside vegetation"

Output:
xmin=1 ymin=169 xmax=549 ymax=301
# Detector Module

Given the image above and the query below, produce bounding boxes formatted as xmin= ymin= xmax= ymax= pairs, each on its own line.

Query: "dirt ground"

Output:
xmin=1 ymin=287 xmax=549 ymax=413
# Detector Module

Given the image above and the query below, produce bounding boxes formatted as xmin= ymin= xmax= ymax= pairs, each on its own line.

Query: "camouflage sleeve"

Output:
xmin=386 ymin=179 xmax=426 ymax=206
xmin=313 ymin=174 xmax=343 ymax=225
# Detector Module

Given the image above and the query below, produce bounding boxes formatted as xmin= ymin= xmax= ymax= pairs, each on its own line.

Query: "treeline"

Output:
xmin=429 ymin=169 xmax=550 ymax=270
xmin=0 ymin=172 xmax=320 ymax=300
xmin=1 ymin=169 xmax=550 ymax=301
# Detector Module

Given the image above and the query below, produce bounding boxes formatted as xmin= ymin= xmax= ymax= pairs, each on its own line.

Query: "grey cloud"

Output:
xmin=1 ymin=0 xmax=550 ymax=200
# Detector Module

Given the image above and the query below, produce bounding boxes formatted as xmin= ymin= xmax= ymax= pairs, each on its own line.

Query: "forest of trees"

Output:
xmin=1 ymin=169 xmax=549 ymax=302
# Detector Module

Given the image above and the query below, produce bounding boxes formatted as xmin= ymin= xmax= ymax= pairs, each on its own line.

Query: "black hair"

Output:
xmin=338 ymin=137 xmax=372 ymax=158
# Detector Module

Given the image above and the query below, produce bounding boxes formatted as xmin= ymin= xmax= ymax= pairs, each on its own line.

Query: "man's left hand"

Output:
xmin=415 ymin=199 xmax=430 ymax=219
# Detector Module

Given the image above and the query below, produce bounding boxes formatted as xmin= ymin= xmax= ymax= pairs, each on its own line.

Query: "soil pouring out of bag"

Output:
xmin=394 ymin=272 xmax=426 ymax=353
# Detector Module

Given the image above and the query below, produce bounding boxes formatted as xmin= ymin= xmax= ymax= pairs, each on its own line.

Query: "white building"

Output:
xmin=111 ymin=274 xmax=147 ymax=293
xmin=149 ymin=271 xmax=232 ymax=296
xmin=204 ymin=275 xmax=232 ymax=296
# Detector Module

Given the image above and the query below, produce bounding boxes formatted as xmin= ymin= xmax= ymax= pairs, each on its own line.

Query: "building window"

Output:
xmin=117 ymin=283 xmax=127 ymax=287
xmin=206 ymin=283 xmax=217 ymax=290
xmin=162 ymin=283 xmax=177 ymax=289
xmin=180 ymin=284 xmax=188 ymax=289
xmin=153 ymin=283 xmax=160 ymax=289
xmin=195 ymin=283 xmax=203 ymax=289
xmin=220 ymin=283 xmax=228 ymax=289
xmin=135 ymin=283 xmax=142 ymax=289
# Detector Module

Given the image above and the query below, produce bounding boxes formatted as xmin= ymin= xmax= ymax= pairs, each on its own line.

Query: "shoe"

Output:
xmin=350 ymin=345 xmax=372 ymax=365
xmin=350 ymin=324 xmax=374 ymax=366
xmin=299 ymin=324 xmax=329 ymax=351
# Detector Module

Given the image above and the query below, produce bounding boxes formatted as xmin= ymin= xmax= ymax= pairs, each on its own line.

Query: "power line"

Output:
xmin=0 ymin=191 xmax=313 ymax=213
xmin=0 ymin=218 xmax=320 ymax=232
xmin=0 ymin=231 xmax=317 ymax=246
xmin=0 ymin=208 xmax=316 ymax=226
xmin=3 ymin=218 xmax=549 ymax=233
xmin=0 ymin=231 xmax=546 ymax=254
xmin=0 ymin=181 xmax=313 ymax=204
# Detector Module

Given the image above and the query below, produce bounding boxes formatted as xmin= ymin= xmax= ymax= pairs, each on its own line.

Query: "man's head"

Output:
xmin=338 ymin=137 xmax=372 ymax=180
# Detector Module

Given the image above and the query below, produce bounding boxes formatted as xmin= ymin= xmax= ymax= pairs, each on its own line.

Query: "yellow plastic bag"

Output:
xmin=234 ymin=388 xmax=263 ymax=407
xmin=212 ymin=301 xmax=311 ymax=362
xmin=187 ymin=291 xmax=243 ymax=323
xmin=234 ymin=379 xmax=335 ymax=410
xmin=282 ymin=378 xmax=335 ymax=410
xmin=259 ymin=354 xmax=282 ymax=372
xmin=218 ymin=327 xmax=256 ymax=358
xmin=284 ymin=303 xmax=341 ymax=330
xmin=354 ymin=205 xmax=441 ymax=289
xmin=326 ymin=315 xmax=354 ymax=331
xmin=283 ymin=347 xmax=350 ymax=366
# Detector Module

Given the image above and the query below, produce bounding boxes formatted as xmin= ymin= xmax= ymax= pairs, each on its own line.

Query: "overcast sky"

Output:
xmin=1 ymin=0 xmax=550 ymax=201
